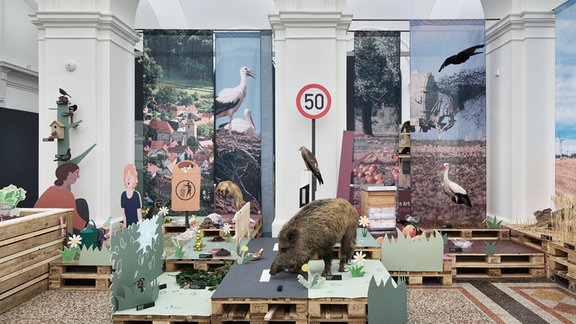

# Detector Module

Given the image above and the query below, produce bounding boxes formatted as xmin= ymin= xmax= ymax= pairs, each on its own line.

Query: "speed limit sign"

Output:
xmin=296 ymin=83 xmax=332 ymax=119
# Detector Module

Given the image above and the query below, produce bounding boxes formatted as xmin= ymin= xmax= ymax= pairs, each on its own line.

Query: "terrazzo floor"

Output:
xmin=1 ymin=278 xmax=573 ymax=323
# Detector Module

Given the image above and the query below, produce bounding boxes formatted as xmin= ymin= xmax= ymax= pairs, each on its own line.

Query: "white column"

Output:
xmin=30 ymin=0 xmax=140 ymax=226
xmin=269 ymin=0 xmax=352 ymax=236
xmin=483 ymin=0 xmax=561 ymax=223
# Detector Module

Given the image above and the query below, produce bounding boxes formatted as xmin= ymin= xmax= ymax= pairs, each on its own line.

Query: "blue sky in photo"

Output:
xmin=555 ymin=1 xmax=576 ymax=156
xmin=214 ymin=32 xmax=261 ymax=131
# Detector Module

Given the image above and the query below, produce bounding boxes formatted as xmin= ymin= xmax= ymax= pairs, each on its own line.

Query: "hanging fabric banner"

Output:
xmin=409 ymin=20 xmax=486 ymax=227
xmin=213 ymin=31 xmax=263 ymax=215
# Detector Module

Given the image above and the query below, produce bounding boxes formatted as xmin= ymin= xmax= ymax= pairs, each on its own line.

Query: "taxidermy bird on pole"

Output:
xmin=215 ymin=67 xmax=255 ymax=132
xmin=438 ymin=44 xmax=484 ymax=72
xmin=441 ymin=162 xmax=471 ymax=219
xmin=299 ymin=146 xmax=324 ymax=188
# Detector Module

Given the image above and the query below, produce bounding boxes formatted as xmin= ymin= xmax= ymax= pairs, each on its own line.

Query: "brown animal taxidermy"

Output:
xmin=216 ymin=180 xmax=261 ymax=214
xmin=269 ymin=198 xmax=357 ymax=277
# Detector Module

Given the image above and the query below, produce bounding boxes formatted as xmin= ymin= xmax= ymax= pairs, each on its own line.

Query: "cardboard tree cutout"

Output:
xmin=110 ymin=215 xmax=163 ymax=311
xmin=232 ymin=202 xmax=251 ymax=255
xmin=171 ymin=161 xmax=200 ymax=211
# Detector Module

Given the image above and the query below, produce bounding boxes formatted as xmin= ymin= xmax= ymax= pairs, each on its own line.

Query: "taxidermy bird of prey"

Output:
xmin=54 ymin=148 xmax=72 ymax=162
xmin=299 ymin=146 xmax=324 ymax=186
xmin=438 ymin=44 xmax=484 ymax=72
xmin=59 ymin=88 xmax=72 ymax=98
xmin=215 ymin=67 xmax=255 ymax=132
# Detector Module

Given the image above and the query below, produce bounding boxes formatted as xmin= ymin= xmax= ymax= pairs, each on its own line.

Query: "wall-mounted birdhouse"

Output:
xmin=49 ymin=120 xmax=66 ymax=140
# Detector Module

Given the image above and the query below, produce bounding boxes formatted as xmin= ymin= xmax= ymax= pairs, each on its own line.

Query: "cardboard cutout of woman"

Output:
xmin=121 ymin=163 xmax=142 ymax=228
xmin=34 ymin=162 xmax=88 ymax=234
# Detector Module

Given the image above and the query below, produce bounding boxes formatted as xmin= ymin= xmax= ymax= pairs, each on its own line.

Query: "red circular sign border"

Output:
xmin=296 ymin=83 xmax=332 ymax=120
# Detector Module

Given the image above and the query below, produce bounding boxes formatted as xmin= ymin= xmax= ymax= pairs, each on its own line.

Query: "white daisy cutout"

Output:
xmin=358 ymin=215 xmax=370 ymax=228
xmin=68 ymin=234 xmax=82 ymax=248
xmin=158 ymin=206 xmax=169 ymax=216
xmin=222 ymin=222 xmax=231 ymax=236
xmin=353 ymin=251 xmax=366 ymax=266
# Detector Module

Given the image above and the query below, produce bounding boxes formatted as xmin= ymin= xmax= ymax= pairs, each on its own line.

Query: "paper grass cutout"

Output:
xmin=483 ymin=215 xmax=503 ymax=229
xmin=359 ymin=215 xmax=370 ymax=237
xmin=484 ymin=241 xmax=497 ymax=256
xmin=0 ymin=184 xmax=26 ymax=210
xmin=58 ymin=246 xmax=80 ymax=262
xmin=381 ymin=229 xmax=444 ymax=272
xmin=368 ymin=276 xmax=407 ymax=323
xmin=297 ymin=263 xmax=325 ymax=289
xmin=347 ymin=251 xmax=367 ymax=277
xmin=79 ymin=245 xmax=112 ymax=266
xmin=110 ymin=215 xmax=163 ymax=311
xmin=172 ymin=237 xmax=186 ymax=258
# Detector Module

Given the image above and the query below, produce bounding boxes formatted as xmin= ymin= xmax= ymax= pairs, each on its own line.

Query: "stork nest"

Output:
xmin=214 ymin=128 xmax=261 ymax=211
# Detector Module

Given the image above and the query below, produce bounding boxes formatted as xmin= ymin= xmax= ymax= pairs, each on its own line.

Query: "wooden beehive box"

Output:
xmin=360 ymin=185 xmax=396 ymax=230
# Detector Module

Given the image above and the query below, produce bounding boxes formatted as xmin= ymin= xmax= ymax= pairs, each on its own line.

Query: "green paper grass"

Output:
xmin=347 ymin=264 xmax=366 ymax=277
xmin=484 ymin=216 xmax=503 ymax=229
xmin=58 ymin=246 xmax=80 ymax=262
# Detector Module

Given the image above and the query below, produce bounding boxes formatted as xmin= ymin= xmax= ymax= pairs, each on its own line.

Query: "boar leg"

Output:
xmin=339 ymin=226 xmax=357 ymax=272
xmin=321 ymin=250 xmax=333 ymax=276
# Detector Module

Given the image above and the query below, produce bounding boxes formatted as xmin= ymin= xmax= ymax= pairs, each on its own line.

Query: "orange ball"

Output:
xmin=402 ymin=224 xmax=417 ymax=238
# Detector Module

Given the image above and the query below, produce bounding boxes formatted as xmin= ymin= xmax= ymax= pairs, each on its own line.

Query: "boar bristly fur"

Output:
xmin=269 ymin=198 xmax=358 ymax=277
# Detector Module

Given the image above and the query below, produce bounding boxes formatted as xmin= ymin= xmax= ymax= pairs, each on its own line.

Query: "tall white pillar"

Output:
xmin=269 ymin=0 xmax=352 ymax=236
xmin=30 ymin=0 xmax=140 ymax=226
xmin=482 ymin=0 xmax=562 ymax=223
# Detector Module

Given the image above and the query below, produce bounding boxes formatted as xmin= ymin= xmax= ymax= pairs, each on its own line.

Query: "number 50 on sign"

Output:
xmin=296 ymin=83 xmax=332 ymax=120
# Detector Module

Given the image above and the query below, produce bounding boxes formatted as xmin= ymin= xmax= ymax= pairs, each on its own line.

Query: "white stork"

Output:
xmin=441 ymin=162 xmax=472 ymax=219
xmin=215 ymin=67 xmax=255 ymax=131
xmin=217 ymin=108 xmax=257 ymax=134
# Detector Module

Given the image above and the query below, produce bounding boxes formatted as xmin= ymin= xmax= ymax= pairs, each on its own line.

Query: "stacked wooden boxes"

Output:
xmin=0 ymin=208 xmax=72 ymax=314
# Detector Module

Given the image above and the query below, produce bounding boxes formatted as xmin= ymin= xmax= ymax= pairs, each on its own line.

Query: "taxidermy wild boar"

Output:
xmin=269 ymin=198 xmax=358 ymax=277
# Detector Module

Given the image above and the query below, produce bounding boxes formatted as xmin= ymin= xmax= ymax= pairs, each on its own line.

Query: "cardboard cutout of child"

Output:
xmin=35 ymin=162 xmax=88 ymax=234
xmin=121 ymin=163 xmax=142 ymax=228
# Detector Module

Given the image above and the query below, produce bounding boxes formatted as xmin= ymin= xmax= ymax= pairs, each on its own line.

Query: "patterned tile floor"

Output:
xmin=0 ymin=279 xmax=573 ymax=323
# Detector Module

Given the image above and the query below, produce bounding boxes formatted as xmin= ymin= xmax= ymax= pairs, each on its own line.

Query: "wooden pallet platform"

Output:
xmin=425 ymin=228 xmax=510 ymax=240
xmin=164 ymin=258 xmax=235 ymax=272
xmin=211 ymin=298 xmax=308 ymax=323
xmin=49 ymin=260 xmax=112 ymax=290
xmin=308 ymin=297 xmax=367 ymax=323
xmin=112 ymin=314 xmax=211 ymax=324
xmin=163 ymin=215 xmax=263 ymax=238
xmin=388 ymin=257 xmax=453 ymax=286
xmin=446 ymin=239 xmax=545 ymax=279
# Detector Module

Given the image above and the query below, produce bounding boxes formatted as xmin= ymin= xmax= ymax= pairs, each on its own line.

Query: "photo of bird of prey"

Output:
xmin=215 ymin=67 xmax=255 ymax=132
xmin=299 ymin=146 xmax=324 ymax=187
xmin=438 ymin=44 xmax=484 ymax=72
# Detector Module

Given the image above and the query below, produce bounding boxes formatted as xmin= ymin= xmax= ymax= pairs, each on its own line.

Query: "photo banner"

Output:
xmin=214 ymin=32 xmax=262 ymax=214
xmin=142 ymin=30 xmax=215 ymax=215
xmin=555 ymin=0 xmax=576 ymax=195
xmin=409 ymin=20 xmax=486 ymax=227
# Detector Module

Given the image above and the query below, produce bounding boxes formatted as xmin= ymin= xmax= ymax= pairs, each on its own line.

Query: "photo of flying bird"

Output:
xmin=441 ymin=163 xmax=472 ymax=219
xmin=215 ymin=67 xmax=255 ymax=132
xmin=438 ymin=44 xmax=484 ymax=72
xmin=299 ymin=146 xmax=324 ymax=186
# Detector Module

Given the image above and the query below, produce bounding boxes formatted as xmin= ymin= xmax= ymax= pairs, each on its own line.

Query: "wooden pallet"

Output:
xmin=211 ymin=298 xmax=308 ymax=323
xmin=448 ymin=253 xmax=545 ymax=278
xmin=428 ymin=228 xmax=510 ymax=240
xmin=389 ymin=258 xmax=453 ymax=286
xmin=308 ymin=297 xmax=367 ymax=323
xmin=49 ymin=260 xmax=112 ymax=290
xmin=112 ymin=314 xmax=211 ymax=324
xmin=164 ymin=258 xmax=234 ymax=272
